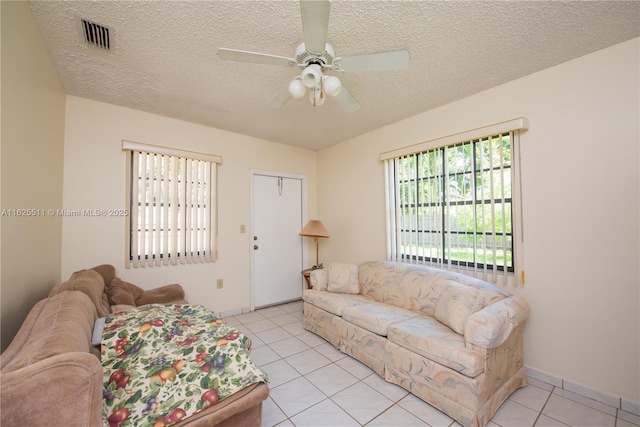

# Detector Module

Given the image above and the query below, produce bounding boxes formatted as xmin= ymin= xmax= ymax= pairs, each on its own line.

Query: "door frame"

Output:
xmin=249 ymin=170 xmax=308 ymax=311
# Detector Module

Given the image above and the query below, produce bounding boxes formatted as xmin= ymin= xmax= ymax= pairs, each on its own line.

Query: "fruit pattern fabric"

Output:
xmin=101 ymin=304 xmax=268 ymax=427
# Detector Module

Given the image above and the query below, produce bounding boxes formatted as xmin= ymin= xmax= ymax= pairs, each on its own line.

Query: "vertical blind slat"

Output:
xmin=210 ymin=163 xmax=218 ymax=261
xmin=498 ymin=135 xmax=507 ymax=284
xmin=488 ymin=137 xmax=497 ymax=283
xmin=204 ymin=163 xmax=212 ymax=262
xmin=154 ymin=154 xmax=162 ymax=267
xmin=162 ymin=155 xmax=170 ymax=266
xmin=478 ymin=138 xmax=488 ymax=281
xmin=131 ymin=152 xmax=140 ymax=268
xmin=184 ymin=159 xmax=193 ymax=264
xmin=170 ymin=157 xmax=179 ymax=265
xmin=140 ymin=152 xmax=148 ymax=267
xmin=198 ymin=160 xmax=206 ymax=263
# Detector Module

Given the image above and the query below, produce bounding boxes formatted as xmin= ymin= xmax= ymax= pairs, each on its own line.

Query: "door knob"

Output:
xmin=254 ymin=245 xmax=259 ymax=250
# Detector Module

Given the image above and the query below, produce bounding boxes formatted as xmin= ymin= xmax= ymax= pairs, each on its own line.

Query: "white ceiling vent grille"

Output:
xmin=80 ymin=19 xmax=111 ymax=50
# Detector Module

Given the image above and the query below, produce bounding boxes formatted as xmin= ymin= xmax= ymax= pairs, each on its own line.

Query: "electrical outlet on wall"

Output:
xmin=217 ymin=279 xmax=223 ymax=289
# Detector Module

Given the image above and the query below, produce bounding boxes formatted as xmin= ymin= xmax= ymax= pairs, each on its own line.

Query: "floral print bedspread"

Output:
xmin=101 ymin=304 xmax=268 ymax=427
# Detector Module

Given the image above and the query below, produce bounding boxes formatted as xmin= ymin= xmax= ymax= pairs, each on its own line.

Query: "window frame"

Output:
xmin=382 ymin=118 xmax=527 ymax=285
xmin=123 ymin=141 xmax=221 ymax=268
xmin=394 ymin=134 xmax=514 ymax=272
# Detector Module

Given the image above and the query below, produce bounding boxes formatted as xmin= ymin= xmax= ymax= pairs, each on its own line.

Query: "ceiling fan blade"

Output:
xmin=338 ymin=50 xmax=410 ymax=72
xmin=334 ymin=86 xmax=361 ymax=113
xmin=300 ymin=0 xmax=330 ymax=55
xmin=268 ymin=83 xmax=293 ymax=109
xmin=217 ymin=48 xmax=297 ymax=67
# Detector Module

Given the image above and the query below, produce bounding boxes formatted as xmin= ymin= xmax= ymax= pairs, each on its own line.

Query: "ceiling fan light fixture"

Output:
xmin=288 ymin=78 xmax=306 ymax=99
xmin=301 ymin=64 xmax=323 ymax=88
xmin=323 ymin=75 xmax=342 ymax=97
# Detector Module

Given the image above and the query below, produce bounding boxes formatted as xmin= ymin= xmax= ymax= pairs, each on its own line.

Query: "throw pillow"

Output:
xmin=106 ymin=278 xmax=143 ymax=306
xmin=327 ymin=263 xmax=359 ymax=294
xmin=434 ymin=280 xmax=482 ymax=335
xmin=90 ymin=264 xmax=116 ymax=289
xmin=135 ymin=283 xmax=185 ymax=306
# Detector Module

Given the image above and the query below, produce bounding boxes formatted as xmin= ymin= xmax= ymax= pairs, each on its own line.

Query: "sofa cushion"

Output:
xmin=387 ymin=316 xmax=484 ymax=377
xmin=49 ymin=269 xmax=109 ymax=317
xmin=310 ymin=268 xmax=328 ymax=291
xmin=302 ymin=290 xmax=373 ymax=316
xmin=327 ymin=263 xmax=359 ymax=294
xmin=135 ymin=283 xmax=185 ymax=306
xmin=359 ymin=261 xmax=407 ymax=303
xmin=434 ymin=280 xmax=482 ymax=334
xmin=90 ymin=264 xmax=116 ymax=290
xmin=106 ymin=277 xmax=143 ymax=306
xmin=341 ymin=302 xmax=418 ymax=336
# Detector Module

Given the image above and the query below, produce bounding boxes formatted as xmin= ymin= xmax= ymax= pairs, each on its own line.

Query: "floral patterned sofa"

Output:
xmin=302 ymin=261 xmax=530 ymax=427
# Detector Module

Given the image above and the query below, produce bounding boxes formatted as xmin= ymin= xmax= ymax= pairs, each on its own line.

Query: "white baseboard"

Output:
xmin=218 ymin=306 xmax=251 ymax=318
xmin=525 ymin=365 xmax=640 ymax=416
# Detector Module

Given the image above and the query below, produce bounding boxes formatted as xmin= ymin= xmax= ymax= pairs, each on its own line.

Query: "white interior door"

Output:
xmin=252 ymin=173 xmax=304 ymax=308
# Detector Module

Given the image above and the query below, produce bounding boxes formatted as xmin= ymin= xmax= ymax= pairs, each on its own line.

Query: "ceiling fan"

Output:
xmin=217 ymin=0 xmax=410 ymax=112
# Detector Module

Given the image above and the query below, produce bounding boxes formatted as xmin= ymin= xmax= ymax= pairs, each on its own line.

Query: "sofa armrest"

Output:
xmin=464 ymin=295 xmax=530 ymax=348
xmin=1 ymin=352 xmax=103 ymax=427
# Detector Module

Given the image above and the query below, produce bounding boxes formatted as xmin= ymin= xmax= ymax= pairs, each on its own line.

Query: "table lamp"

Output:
xmin=299 ymin=220 xmax=330 ymax=268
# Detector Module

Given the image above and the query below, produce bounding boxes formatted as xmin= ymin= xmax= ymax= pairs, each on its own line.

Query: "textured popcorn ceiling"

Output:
xmin=30 ymin=1 xmax=639 ymax=151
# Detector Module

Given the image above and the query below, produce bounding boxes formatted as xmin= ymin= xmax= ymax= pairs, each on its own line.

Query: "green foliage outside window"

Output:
xmin=397 ymin=134 xmax=513 ymax=271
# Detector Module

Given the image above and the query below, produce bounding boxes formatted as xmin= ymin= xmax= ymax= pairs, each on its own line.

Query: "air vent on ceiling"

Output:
xmin=80 ymin=19 xmax=111 ymax=51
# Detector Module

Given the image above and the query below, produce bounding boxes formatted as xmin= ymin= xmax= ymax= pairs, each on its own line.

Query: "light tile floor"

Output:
xmin=223 ymin=301 xmax=640 ymax=427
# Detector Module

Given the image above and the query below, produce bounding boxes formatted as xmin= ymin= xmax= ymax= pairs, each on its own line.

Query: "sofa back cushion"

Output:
xmin=327 ymin=263 xmax=360 ymax=294
xmin=358 ymin=261 xmax=510 ymax=334
xmin=49 ymin=268 xmax=110 ymax=317
xmin=1 ymin=291 xmax=96 ymax=373
xmin=310 ymin=268 xmax=328 ymax=291
xmin=106 ymin=277 xmax=144 ymax=306
xmin=434 ymin=280 xmax=482 ymax=334
xmin=359 ymin=261 xmax=408 ymax=304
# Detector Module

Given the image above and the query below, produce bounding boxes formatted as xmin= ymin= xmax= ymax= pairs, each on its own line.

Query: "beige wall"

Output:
xmin=317 ymin=38 xmax=640 ymax=405
xmin=0 ymin=2 xmax=66 ymax=351
xmin=60 ymin=96 xmax=317 ymax=314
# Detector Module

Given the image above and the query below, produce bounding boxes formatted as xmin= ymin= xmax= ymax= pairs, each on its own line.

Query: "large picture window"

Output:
xmin=123 ymin=141 xmax=221 ymax=268
xmin=383 ymin=119 xmax=526 ymax=285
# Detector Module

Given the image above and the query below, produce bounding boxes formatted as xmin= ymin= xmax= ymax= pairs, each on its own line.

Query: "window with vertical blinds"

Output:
xmin=382 ymin=119 xmax=527 ymax=285
xmin=123 ymin=141 xmax=221 ymax=268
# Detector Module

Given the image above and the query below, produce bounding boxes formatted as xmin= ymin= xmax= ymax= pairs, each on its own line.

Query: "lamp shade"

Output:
xmin=299 ymin=220 xmax=330 ymax=238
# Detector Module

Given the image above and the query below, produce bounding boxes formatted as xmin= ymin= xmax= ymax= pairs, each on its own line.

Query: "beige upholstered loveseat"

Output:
xmin=0 ymin=265 xmax=269 ymax=427
xmin=302 ymin=261 xmax=530 ymax=427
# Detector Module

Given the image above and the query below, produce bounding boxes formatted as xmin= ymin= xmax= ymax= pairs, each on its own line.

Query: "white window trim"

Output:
xmin=123 ymin=140 xmax=222 ymax=164
xmin=380 ymin=117 xmax=528 ymax=161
